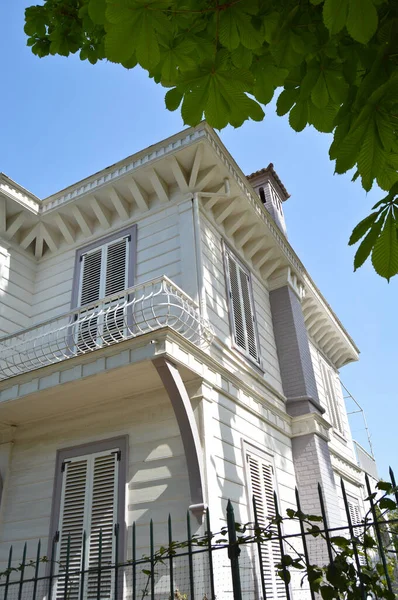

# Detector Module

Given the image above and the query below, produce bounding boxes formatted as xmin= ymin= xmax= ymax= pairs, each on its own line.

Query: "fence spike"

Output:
xmin=226 ymin=500 xmax=242 ymax=600
xmin=295 ymin=488 xmax=315 ymax=600
xmin=48 ymin=531 xmax=58 ymax=600
xmin=4 ymin=545 xmax=13 ymax=600
xmin=168 ymin=515 xmax=174 ymax=600
xmin=365 ymin=473 xmax=393 ymax=594
xmin=187 ymin=510 xmax=195 ymax=600
xmin=150 ymin=519 xmax=155 ymax=600
xmin=64 ymin=534 xmax=71 ymax=600
xmin=97 ymin=528 xmax=103 ymax=600
xmin=32 ymin=540 xmax=41 ymax=600
xmin=252 ymin=494 xmax=267 ymax=600
xmin=114 ymin=523 xmax=119 ymax=600
xmin=206 ymin=507 xmax=216 ymax=600
xmin=18 ymin=542 xmax=27 ymax=600
xmin=340 ymin=479 xmax=366 ymax=600
xmin=132 ymin=523 xmax=136 ymax=600
xmin=274 ymin=492 xmax=291 ymax=600
xmin=389 ymin=467 xmax=398 ymax=504
xmin=317 ymin=483 xmax=334 ymax=566
xmin=80 ymin=531 xmax=86 ymax=600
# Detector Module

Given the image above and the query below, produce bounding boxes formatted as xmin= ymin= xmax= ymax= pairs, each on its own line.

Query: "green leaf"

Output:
xmin=353 ymin=215 xmax=384 ymax=270
xmin=371 ymin=210 xmax=398 ymax=280
xmin=346 ymin=0 xmax=378 ymax=44
xmin=331 ymin=536 xmax=350 ymax=548
xmin=105 ymin=22 xmax=136 ymax=63
xmin=289 ymin=101 xmax=308 ymax=132
xmin=323 ymin=0 xmax=348 ymax=34
xmin=349 ymin=212 xmax=378 ymax=245
xmin=308 ymin=101 xmax=339 ymax=133
xmin=324 ymin=70 xmax=348 ymax=104
xmin=379 ymin=497 xmax=397 ymax=510
xmin=165 ymin=87 xmax=183 ymax=111
xmin=311 ymin=73 xmax=330 ymax=109
xmin=88 ymin=0 xmax=106 ymax=25
xmin=377 ymin=480 xmax=393 ymax=491
xmin=357 ymin=119 xmax=384 ymax=192
xmin=219 ymin=9 xmax=240 ymax=50
xmin=276 ymin=88 xmax=299 ymax=116
xmin=320 ymin=585 xmax=336 ymax=600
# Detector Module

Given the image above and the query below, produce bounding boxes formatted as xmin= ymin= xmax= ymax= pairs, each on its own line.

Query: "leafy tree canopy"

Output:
xmin=24 ymin=0 xmax=398 ymax=278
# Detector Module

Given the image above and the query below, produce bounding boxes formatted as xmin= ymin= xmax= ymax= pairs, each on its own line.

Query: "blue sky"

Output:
xmin=2 ymin=2 xmax=396 ymax=478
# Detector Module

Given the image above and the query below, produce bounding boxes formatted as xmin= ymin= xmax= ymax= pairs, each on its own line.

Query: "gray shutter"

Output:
xmin=77 ymin=249 xmax=102 ymax=351
xmin=226 ymin=249 xmax=259 ymax=362
xmin=347 ymin=499 xmax=366 ymax=565
xmin=55 ymin=451 xmax=119 ymax=600
xmin=55 ymin=458 xmax=89 ymax=600
xmin=79 ymin=249 xmax=102 ymax=306
xmin=247 ymin=452 xmax=286 ymax=600
xmin=103 ymin=237 xmax=129 ymax=342
xmin=105 ymin=238 xmax=128 ymax=296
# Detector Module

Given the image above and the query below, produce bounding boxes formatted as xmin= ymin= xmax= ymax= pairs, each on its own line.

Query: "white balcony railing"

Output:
xmin=0 ymin=276 xmax=214 ymax=381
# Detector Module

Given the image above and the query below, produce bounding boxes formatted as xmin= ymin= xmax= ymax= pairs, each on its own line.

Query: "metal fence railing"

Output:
xmin=0 ymin=471 xmax=397 ymax=600
xmin=0 ymin=276 xmax=214 ymax=381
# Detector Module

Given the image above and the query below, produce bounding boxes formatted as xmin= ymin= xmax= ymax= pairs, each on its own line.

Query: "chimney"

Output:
xmin=246 ymin=164 xmax=290 ymax=237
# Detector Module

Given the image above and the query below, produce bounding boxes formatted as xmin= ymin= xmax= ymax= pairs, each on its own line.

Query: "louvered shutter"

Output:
xmin=76 ymin=236 xmax=129 ymax=349
xmin=225 ymin=249 xmax=259 ymax=362
xmin=320 ymin=363 xmax=343 ymax=434
xmin=54 ymin=450 xmax=119 ymax=600
xmin=103 ymin=238 xmax=129 ymax=343
xmin=246 ymin=451 xmax=286 ymax=600
xmin=347 ymin=499 xmax=366 ymax=565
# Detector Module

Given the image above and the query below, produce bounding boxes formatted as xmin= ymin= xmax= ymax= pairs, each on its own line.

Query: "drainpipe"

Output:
xmin=192 ymin=193 xmax=207 ymax=319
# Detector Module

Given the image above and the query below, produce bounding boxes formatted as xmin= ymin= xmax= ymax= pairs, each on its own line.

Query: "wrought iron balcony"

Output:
xmin=0 ymin=276 xmax=213 ymax=381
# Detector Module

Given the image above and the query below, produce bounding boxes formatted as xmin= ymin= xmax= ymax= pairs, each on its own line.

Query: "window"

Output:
xmin=71 ymin=226 xmax=136 ymax=351
xmin=245 ymin=445 xmax=286 ymax=600
xmin=320 ymin=362 xmax=344 ymax=434
xmin=49 ymin=437 xmax=127 ymax=600
xmin=224 ymin=246 xmax=259 ymax=363
xmin=347 ymin=496 xmax=366 ymax=565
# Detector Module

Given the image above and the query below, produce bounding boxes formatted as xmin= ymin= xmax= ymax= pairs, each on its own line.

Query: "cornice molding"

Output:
xmin=291 ymin=412 xmax=331 ymax=442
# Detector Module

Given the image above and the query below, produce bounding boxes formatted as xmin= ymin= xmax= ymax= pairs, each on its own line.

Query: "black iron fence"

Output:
xmin=0 ymin=471 xmax=397 ymax=600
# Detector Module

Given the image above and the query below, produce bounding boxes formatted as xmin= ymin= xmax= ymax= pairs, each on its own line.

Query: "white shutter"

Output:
xmin=246 ymin=451 xmax=286 ymax=600
xmin=54 ymin=450 xmax=119 ymax=600
xmin=320 ymin=363 xmax=343 ymax=434
xmin=225 ymin=248 xmax=259 ymax=362
xmin=347 ymin=499 xmax=366 ymax=565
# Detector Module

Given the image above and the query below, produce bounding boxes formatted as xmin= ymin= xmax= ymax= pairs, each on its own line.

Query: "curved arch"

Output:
xmin=152 ymin=357 xmax=205 ymax=514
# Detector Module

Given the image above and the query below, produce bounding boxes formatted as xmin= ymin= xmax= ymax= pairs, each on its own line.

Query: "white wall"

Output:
xmin=0 ymin=389 xmax=190 ymax=569
xmin=200 ymin=214 xmax=283 ymax=395
xmin=30 ymin=205 xmax=182 ymax=325
xmin=0 ymin=245 xmax=35 ymax=336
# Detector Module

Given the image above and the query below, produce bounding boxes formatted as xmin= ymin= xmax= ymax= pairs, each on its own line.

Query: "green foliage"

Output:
xmin=348 ymin=183 xmax=398 ymax=280
xmin=24 ymin=0 xmax=398 ymax=277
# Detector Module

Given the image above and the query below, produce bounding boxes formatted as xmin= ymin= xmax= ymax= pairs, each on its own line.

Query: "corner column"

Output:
xmin=269 ymin=278 xmax=342 ymax=539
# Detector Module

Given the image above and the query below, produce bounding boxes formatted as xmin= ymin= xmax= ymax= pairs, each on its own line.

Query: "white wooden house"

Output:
xmin=0 ymin=123 xmax=375 ymax=598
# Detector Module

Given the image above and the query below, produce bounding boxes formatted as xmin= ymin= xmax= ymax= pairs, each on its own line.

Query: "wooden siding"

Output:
xmin=30 ymin=206 xmax=182 ymax=325
xmin=200 ymin=215 xmax=283 ymax=394
xmin=0 ymin=389 xmax=191 ymax=567
xmin=0 ymin=246 xmax=35 ymax=336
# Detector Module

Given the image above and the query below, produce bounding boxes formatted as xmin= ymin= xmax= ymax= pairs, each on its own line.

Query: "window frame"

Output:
xmin=70 ymin=225 xmax=137 ymax=310
xmin=320 ymin=360 xmax=344 ymax=435
xmin=223 ymin=241 xmax=261 ymax=366
xmin=242 ymin=440 xmax=287 ymax=600
xmin=47 ymin=435 xmax=128 ymax=567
